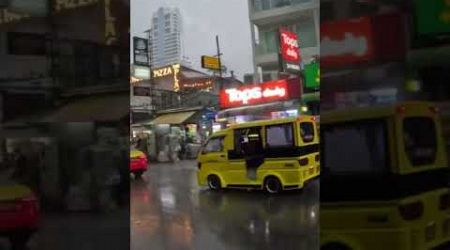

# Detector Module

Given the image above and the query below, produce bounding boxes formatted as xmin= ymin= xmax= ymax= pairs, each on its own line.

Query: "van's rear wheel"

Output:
xmin=207 ymin=175 xmax=221 ymax=191
xmin=264 ymin=177 xmax=282 ymax=194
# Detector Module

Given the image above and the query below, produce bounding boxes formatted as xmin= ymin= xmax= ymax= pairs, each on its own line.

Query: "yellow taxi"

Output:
xmin=320 ymin=102 xmax=450 ymax=250
xmin=197 ymin=116 xmax=320 ymax=193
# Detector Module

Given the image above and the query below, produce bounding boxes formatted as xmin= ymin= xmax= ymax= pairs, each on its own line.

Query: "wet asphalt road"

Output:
xmin=131 ymin=160 xmax=319 ymax=250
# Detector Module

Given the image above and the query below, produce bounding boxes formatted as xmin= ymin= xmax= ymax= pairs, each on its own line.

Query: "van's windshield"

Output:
xmin=322 ymin=119 xmax=388 ymax=175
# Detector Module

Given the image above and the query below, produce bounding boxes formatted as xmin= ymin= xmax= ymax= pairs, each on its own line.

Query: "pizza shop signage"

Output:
xmin=220 ymin=79 xmax=301 ymax=109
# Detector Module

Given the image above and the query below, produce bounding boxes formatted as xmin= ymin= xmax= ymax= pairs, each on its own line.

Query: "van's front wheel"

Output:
xmin=264 ymin=177 xmax=282 ymax=194
xmin=207 ymin=175 xmax=222 ymax=191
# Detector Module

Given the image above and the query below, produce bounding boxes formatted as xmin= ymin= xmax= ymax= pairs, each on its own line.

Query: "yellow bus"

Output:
xmin=197 ymin=116 xmax=320 ymax=193
xmin=320 ymin=102 xmax=450 ymax=250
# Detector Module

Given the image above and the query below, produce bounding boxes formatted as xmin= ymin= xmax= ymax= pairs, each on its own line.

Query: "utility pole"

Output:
xmin=216 ymin=35 xmax=223 ymax=90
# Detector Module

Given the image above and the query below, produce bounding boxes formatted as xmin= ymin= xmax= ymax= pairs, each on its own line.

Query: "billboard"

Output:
xmin=133 ymin=37 xmax=149 ymax=66
xmin=220 ymin=78 xmax=302 ymax=109
xmin=279 ymin=28 xmax=301 ymax=74
xmin=304 ymin=62 xmax=319 ymax=89
xmin=201 ymin=56 xmax=221 ymax=71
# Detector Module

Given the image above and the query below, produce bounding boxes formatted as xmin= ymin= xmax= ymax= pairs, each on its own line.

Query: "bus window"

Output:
xmin=323 ymin=119 xmax=388 ymax=175
xmin=403 ymin=117 xmax=437 ymax=166
xmin=300 ymin=122 xmax=315 ymax=143
xmin=234 ymin=127 xmax=263 ymax=157
xmin=266 ymin=123 xmax=294 ymax=148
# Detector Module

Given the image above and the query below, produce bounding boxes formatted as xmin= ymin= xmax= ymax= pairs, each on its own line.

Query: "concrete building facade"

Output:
xmin=248 ymin=0 xmax=319 ymax=83
xmin=148 ymin=7 xmax=182 ymax=68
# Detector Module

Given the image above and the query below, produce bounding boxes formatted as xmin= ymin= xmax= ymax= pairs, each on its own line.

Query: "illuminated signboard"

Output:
xmin=201 ymin=56 xmax=221 ymax=71
xmin=279 ymin=28 xmax=301 ymax=74
xmin=304 ymin=62 xmax=319 ymax=89
xmin=321 ymin=17 xmax=374 ymax=67
xmin=54 ymin=0 xmax=100 ymax=13
xmin=220 ymin=79 xmax=301 ymax=109
xmin=104 ymin=0 xmax=117 ymax=45
xmin=152 ymin=64 xmax=181 ymax=92
xmin=181 ymin=78 xmax=213 ymax=91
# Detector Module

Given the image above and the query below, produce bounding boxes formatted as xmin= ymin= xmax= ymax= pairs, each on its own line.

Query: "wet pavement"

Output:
xmin=131 ymin=160 xmax=319 ymax=250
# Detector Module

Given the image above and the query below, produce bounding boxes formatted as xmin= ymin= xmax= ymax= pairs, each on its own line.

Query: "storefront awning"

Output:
xmin=150 ymin=111 xmax=196 ymax=125
xmin=40 ymin=94 xmax=129 ymax=122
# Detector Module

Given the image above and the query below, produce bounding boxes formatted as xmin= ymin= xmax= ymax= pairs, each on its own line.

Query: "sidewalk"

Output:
xmin=28 ymin=208 xmax=129 ymax=250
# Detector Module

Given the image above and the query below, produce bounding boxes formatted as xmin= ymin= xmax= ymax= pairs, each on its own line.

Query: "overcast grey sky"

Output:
xmin=131 ymin=0 xmax=254 ymax=81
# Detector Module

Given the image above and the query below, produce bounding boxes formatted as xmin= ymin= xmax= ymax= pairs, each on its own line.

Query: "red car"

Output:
xmin=130 ymin=149 xmax=148 ymax=178
xmin=0 ymin=182 xmax=39 ymax=249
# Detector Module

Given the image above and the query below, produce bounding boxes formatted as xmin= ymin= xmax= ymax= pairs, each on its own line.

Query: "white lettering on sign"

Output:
xmin=153 ymin=67 xmax=173 ymax=78
xmin=54 ymin=0 xmax=99 ymax=12
xmin=281 ymin=33 xmax=299 ymax=48
xmin=321 ymin=33 xmax=368 ymax=57
xmin=225 ymin=85 xmax=286 ymax=105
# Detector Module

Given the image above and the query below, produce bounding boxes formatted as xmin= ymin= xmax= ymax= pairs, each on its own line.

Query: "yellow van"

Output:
xmin=197 ymin=116 xmax=320 ymax=193
xmin=320 ymin=102 xmax=450 ymax=250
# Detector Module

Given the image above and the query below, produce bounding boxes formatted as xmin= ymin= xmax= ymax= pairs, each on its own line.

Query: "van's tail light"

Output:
xmin=315 ymin=154 xmax=320 ymax=162
xmin=440 ymin=193 xmax=450 ymax=210
xmin=399 ymin=201 xmax=424 ymax=221
xmin=299 ymin=158 xmax=309 ymax=166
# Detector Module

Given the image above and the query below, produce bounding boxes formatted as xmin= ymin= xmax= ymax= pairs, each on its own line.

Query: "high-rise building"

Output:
xmin=247 ymin=0 xmax=319 ymax=82
xmin=149 ymin=7 xmax=182 ymax=68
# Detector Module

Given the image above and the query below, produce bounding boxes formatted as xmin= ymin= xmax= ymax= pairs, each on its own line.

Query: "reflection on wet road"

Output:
xmin=131 ymin=160 xmax=319 ymax=250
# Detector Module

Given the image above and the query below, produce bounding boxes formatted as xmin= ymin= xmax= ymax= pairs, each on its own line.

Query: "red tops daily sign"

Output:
xmin=280 ymin=28 xmax=301 ymax=64
xmin=220 ymin=79 xmax=302 ymax=109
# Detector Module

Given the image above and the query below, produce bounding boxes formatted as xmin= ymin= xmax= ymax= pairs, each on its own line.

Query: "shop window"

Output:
xmin=266 ymin=123 xmax=294 ymax=148
xmin=257 ymin=29 xmax=278 ymax=55
xmin=295 ymin=18 xmax=317 ymax=48
xmin=203 ymin=137 xmax=224 ymax=153
xmin=300 ymin=122 xmax=315 ymax=143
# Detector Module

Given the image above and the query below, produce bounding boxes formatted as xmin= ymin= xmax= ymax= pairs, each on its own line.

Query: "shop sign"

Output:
xmin=152 ymin=65 xmax=174 ymax=78
xmin=54 ymin=0 xmax=99 ymax=13
xmin=321 ymin=17 xmax=374 ymax=67
xmin=415 ymin=0 xmax=450 ymax=35
xmin=182 ymin=78 xmax=213 ymax=91
xmin=104 ymin=0 xmax=117 ymax=45
xmin=279 ymin=28 xmax=301 ymax=74
xmin=304 ymin=62 xmax=319 ymax=89
xmin=201 ymin=56 xmax=221 ymax=71
xmin=220 ymin=79 xmax=292 ymax=108
xmin=152 ymin=64 xmax=181 ymax=92
xmin=133 ymin=66 xmax=150 ymax=79
xmin=133 ymin=37 xmax=149 ymax=66
xmin=0 ymin=8 xmax=29 ymax=25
